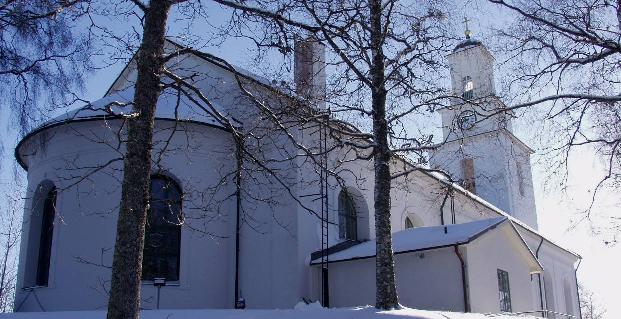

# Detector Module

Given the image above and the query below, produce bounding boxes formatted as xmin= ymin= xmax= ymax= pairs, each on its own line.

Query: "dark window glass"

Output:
xmin=405 ymin=217 xmax=415 ymax=229
xmin=338 ymin=191 xmax=357 ymax=241
xmin=498 ymin=269 xmax=512 ymax=312
xmin=36 ymin=188 xmax=57 ymax=286
xmin=142 ymin=176 xmax=182 ymax=281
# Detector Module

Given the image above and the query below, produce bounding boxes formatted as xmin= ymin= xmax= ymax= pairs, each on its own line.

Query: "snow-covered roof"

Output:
xmin=311 ymin=217 xmax=507 ymax=265
xmin=453 ymin=39 xmax=483 ymax=52
xmin=39 ymin=86 xmax=226 ymax=129
xmin=405 ymin=161 xmax=580 ymax=260
xmin=15 ymin=85 xmax=232 ymax=170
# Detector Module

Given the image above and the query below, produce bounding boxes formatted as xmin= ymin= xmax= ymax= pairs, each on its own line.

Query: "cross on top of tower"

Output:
xmin=463 ymin=16 xmax=473 ymax=39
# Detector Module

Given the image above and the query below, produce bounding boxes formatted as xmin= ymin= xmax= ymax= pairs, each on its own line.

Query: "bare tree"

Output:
xmin=206 ymin=0 xmax=459 ymax=309
xmin=8 ymin=0 xmax=462 ymax=314
xmin=0 ymin=187 xmax=22 ymax=312
xmin=104 ymin=1 xmax=184 ymax=318
xmin=0 ymin=1 xmax=89 ymax=312
xmin=0 ymin=0 xmax=90 ymax=152
xmin=488 ymin=0 xmax=621 ymax=240
xmin=579 ymin=283 xmax=606 ymax=319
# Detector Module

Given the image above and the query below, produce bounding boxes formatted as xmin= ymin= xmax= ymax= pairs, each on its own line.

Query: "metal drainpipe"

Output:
xmin=440 ymin=190 xmax=450 ymax=234
xmin=234 ymin=139 xmax=243 ymax=308
xmin=454 ymin=245 xmax=470 ymax=312
xmin=574 ymin=258 xmax=583 ymax=319
xmin=535 ymin=237 xmax=545 ymax=318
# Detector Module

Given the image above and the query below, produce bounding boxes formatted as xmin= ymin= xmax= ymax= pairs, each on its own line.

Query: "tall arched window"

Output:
xmin=142 ymin=175 xmax=182 ymax=281
xmin=25 ymin=182 xmax=57 ymax=287
xmin=338 ymin=190 xmax=357 ymax=241
xmin=35 ymin=187 xmax=56 ymax=286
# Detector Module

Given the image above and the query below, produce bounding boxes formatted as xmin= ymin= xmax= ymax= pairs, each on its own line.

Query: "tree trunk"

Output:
xmin=106 ymin=1 xmax=172 ymax=318
xmin=369 ymin=0 xmax=399 ymax=310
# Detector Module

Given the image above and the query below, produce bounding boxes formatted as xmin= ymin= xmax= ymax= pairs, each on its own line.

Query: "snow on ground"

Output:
xmin=0 ymin=304 xmax=542 ymax=319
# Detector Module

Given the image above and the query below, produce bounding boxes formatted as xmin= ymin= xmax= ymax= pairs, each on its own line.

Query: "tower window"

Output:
xmin=142 ymin=175 xmax=182 ymax=281
xmin=517 ymin=163 xmax=525 ymax=197
xmin=497 ymin=269 xmax=512 ymax=312
xmin=461 ymin=158 xmax=476 ymax=194
xmin=462 ymin=76 xmax=474 ymax=100
xmin=338 ymin=190 xmax=357 ymax=241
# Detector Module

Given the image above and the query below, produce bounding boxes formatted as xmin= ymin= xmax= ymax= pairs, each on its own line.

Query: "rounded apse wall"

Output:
xmin=14 ymin=119 xmax=238 ymax=311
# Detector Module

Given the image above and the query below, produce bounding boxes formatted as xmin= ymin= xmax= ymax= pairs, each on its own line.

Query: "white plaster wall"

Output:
xmin=519 ymin=231 xmax=580 ymax=318
xmin=390 ymin=167 xmax=447 ymax=231
xmin=324 ymin=247 xmax=465 ymax=311
xmin=13 ymin=45 xmax=581 ymax=314
xmin=438 ymin=99 xmax=514 ymax=142
xmin=465 ymin=224 xmax=536 ymax=314
xmin=430 ymin=131 xmax=538 ymax=229
xmin=15 ymin=120 xmax=238 ymax=311
xmin=430 ymin=132 xmax=512 ymax=214
xmin=447 ymin=45 xmax=496 ymax=99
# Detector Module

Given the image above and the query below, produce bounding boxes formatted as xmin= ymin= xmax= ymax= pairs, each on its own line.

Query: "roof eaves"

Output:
xmin=14 ymin=115 xmax=231 ymax=171
xmin=310 ymin=217 xmax=508 ymax=266
xmin=417 ymin=168 xmax=581 ymax=259
xmin=506 ymin=220 xmax=545 ymax=273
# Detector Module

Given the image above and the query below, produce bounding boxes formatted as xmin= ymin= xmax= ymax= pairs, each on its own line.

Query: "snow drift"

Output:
xmin=0 ymin=304 xmax=541 ymax=319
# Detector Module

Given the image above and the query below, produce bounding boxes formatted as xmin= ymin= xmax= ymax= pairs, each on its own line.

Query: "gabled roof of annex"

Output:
xmin=311 ymin=217 xmax=544 ymax=274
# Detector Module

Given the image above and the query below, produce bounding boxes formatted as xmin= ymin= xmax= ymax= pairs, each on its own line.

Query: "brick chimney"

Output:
xmin=294 ymin=36 xmax=326 ymax=109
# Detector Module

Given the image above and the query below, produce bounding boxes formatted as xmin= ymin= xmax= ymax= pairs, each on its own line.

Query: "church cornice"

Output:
xmin=432 ymin=128 xmax=534 ymax=154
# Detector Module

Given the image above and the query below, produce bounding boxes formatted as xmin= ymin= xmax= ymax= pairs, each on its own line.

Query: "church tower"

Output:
xmin=430 ymin=27 xmax=539 ymax=229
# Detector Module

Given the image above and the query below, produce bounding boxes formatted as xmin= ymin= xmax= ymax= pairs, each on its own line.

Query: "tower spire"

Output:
xmin=463 ymin=16 xmax=472 ymax=39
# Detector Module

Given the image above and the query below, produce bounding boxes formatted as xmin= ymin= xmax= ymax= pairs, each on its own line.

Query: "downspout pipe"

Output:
xmin=234 ymin=139 xmax=243 ymax=308
xmin=454 ymin=245 xmax=470 ymax=312
xmin=535 ymin=237 xmax=545 ymax=318
xmin=440 ymin=190 xmax=450 ymax=234
xmin=574 ymin=258 xmax=583 ymax=319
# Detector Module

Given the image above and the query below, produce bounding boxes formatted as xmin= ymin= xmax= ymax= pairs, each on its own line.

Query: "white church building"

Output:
xmin=13 ymin=35 xmax=581 ymax=318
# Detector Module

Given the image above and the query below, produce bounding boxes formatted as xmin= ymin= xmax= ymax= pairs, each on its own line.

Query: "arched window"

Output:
xmin=338 ymin=191 xmax=357 ymax=241
xmin=462 ymin=76 xmax=474 ymax=100
xmin=404 ymin=215 xmax=423 ymax=229
xmin=405 ymin=216 xmax=415 ymax=229
xmin=142 ymin=175 xmax=182 ymax=281
xmin=36 ymin=187 xmax=56 ymax=286
xmin=25 ymin=183 xmax=57 ymax=287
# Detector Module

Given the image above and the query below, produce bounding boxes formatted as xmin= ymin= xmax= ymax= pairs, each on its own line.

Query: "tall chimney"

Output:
xmin=294 ymin=36 xmax=326 ymax=109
